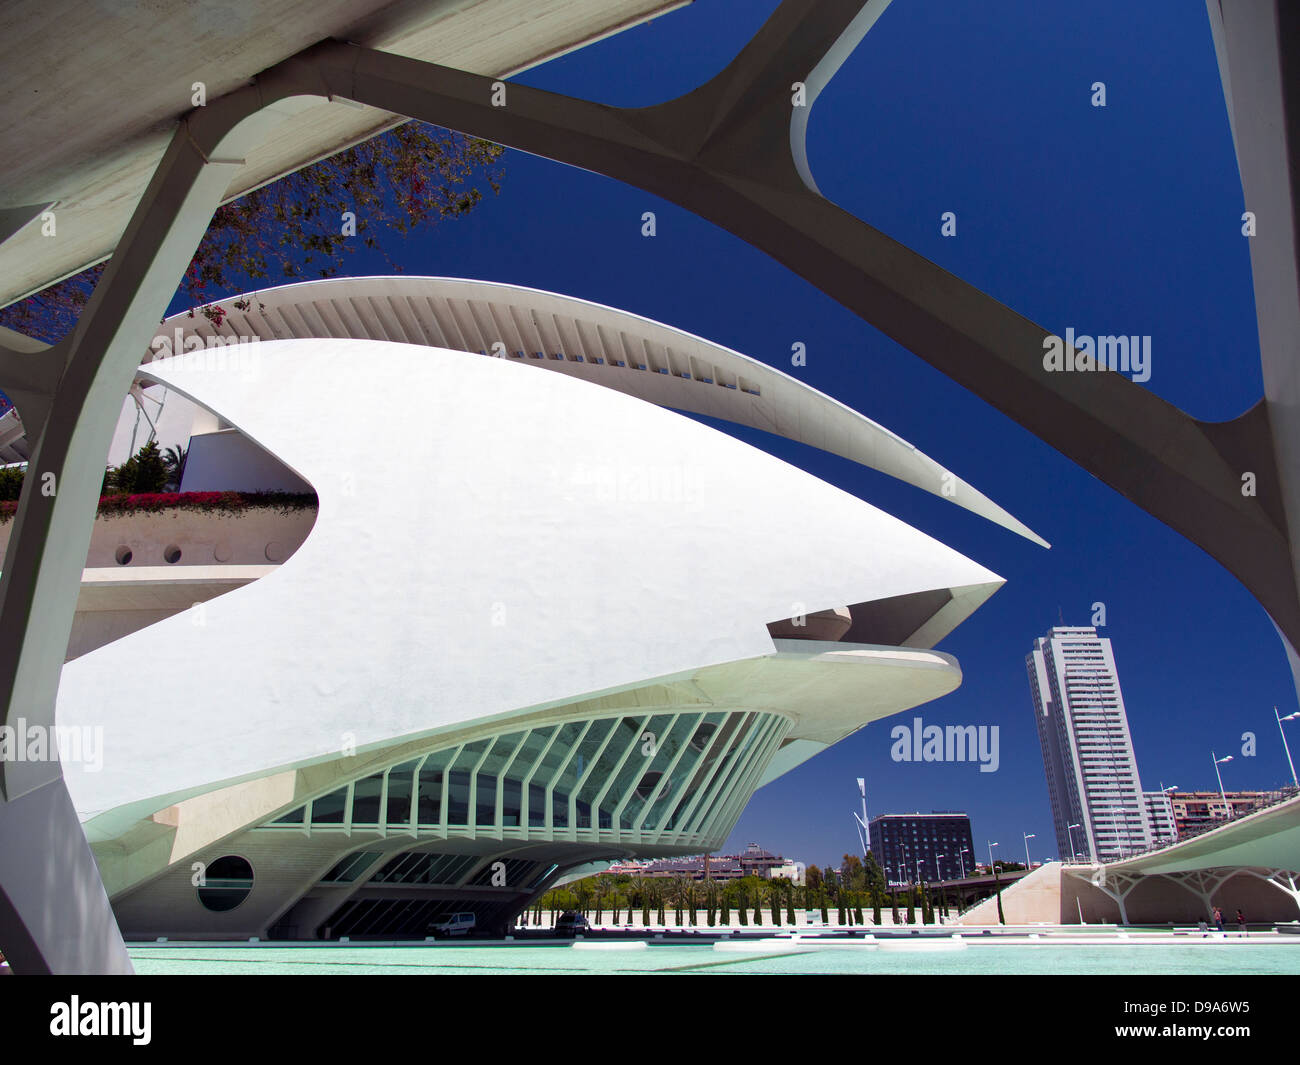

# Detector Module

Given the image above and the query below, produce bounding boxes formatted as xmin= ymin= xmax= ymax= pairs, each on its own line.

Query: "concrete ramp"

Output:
xmin=954 ymin=863 xmax=1063 ymax=925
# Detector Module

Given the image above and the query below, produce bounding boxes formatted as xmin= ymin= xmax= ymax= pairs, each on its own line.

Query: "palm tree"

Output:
xmin=163 ymin=444 xmax=188 ymax=492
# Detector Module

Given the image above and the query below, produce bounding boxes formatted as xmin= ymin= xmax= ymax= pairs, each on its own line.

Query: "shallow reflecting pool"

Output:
xmin=127 ymin=939 xmax=1300 ymax=976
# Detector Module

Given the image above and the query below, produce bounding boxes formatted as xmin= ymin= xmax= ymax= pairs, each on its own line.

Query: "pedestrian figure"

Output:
xmin=1213 ymin=906 xmax=1224 ymax=930
xmin=1236 ymin=909 xmax=1246 ymax=934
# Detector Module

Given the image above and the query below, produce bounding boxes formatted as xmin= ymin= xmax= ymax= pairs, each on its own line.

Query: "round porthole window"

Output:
xmin=114 ymin=545 xmax=133 ymax=565
xmin=635 ymin=770 xmax=664 ymax=800
xmin=163 ymin=544 xmax=182 ymax=564
xmin=196 ymin=855 xmax=254 ymax=912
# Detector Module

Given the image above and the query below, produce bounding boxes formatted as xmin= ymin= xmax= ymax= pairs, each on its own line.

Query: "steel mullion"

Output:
xmin=632 ymin=713 xmax=700 ymax=832
xmin=546 ymin=720 xmax=593 ymax=838
xmin=673 ymin=712 xmax=745 ymax=833
xmin=519 ymin=726 xmax=563 ymax=833
xmin=588 ymin=715 xmax=651 ymax=837
xmin=571 ymin=717 xmax=622 ymax=831
xmin=613 ymin=712 xmax=681 ymax=831
xmin=465 ymin=739 xmax=494 ymax=834
xmin=638 ymin=714 xmax=716 ymax=837
xmin=684 ymin=714 xmax=760 ymax=838
xmin=703 ymin=717 xmax=788 ymax=841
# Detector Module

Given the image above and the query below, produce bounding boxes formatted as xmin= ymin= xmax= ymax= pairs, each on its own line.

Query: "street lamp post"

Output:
xmin=1158 ymin=784 xmax=1179 ymax=845
xmin=1023 ymin=832 xmax=1035 ymax=871
xmin=1213 ymin=752 xmax=1234 ymax=820
xmin=988 ymin=841 xmax=1004 ymax=925
xmin=1276 ymin=708 xmax=1300 ymax=789
xmin=1068 ymin=824 xmax=1081 ymax=863
xmin=934 ymin=854 xmax=945 ymax=917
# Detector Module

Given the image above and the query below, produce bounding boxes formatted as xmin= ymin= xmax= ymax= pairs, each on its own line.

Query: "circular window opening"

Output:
xmin=635 ymin=770 xmax=664 ymax=801
xmin=197 ymin=855 xmax=253 ymax=912
xmin=163 ymin=544 xmax=182 ymax=564
xmin=114 ymin=546 xmax=133 ymax=566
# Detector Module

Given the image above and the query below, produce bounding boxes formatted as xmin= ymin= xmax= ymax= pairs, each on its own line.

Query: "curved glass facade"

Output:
xmin=260 ymin=709 xmax=789 ymax=848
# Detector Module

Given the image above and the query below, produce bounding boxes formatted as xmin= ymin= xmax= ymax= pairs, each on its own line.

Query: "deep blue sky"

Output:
xmin=227 ymin=0 xmax=1299 ymax=866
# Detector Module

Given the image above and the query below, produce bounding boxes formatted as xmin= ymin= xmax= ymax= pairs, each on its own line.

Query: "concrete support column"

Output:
xmin=1259 ymin=870 xmax=1300 ymax=916
xmin=0 ymin=82 xmax=318 ymax=973
xmin=0 ymin=777 xmax=131 ymax=973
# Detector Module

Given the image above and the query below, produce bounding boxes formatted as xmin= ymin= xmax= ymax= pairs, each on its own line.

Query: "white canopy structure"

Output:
xmin=44 ymin=287 xmax=1011 ymax=940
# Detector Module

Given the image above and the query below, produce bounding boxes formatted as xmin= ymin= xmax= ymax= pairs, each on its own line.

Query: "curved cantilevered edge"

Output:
xmin=148 ymin=276 xmax=1048 ymax=547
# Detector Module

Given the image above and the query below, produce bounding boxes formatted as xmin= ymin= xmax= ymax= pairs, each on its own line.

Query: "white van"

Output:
xmin=430 ymin=912 xmax=477 ymax=937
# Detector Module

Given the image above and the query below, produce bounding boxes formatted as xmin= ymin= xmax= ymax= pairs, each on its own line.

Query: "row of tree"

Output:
xmin=527 ymin=853 xmax=970 ymax=928
xmin=0 ymin=440 xmax=188 ymax=502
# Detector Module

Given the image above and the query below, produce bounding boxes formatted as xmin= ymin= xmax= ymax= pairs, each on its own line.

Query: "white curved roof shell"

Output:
xmin=144 ymin=276 xmax=1046 ymax=546
xmin=58 ymin=337 xmax=1003 ymax=828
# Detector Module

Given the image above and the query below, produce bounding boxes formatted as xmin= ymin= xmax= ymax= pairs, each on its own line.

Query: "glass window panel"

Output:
xmin=626 ymin=713 xmax=700 ymax=830
xmin=373 ymin=851 xmax=418 ymax=883
xmin=479 ymin=733 xmax=524 ymax=777
xmin=532 ymin=723 xmax=585 ymax=794
xmin=528 ymin=722 xmax=584 ymax=827
xmin=550 ymin=722 xmax=596 ymax=830
xmin=447 ymin=740 xmax=490 ymax=825
xmin=507 ymin=726 xmax=556 ymax=829
xmin=447 ymin=770 xmax=471 ymax=826
xmin=321 ymin=851 xmax=381 ymax=883
xmin=351 ymin=774 xmax=384 ymax=826
xmin=272 ymin=805 xmax=305 ymax=826
xmin=311 ymin=788 xmax=348 ymax=825
xmin=612 ymin=713 xmax=674 ymax=829
xmin=573 ymin=718 xmax=614 ymax=781
xmin=646 ymin=712 xmax=723 ymax=829
xmin=502 ymin=777 xmax=522 ymax=827
xmin=668 ymin=713 xmax=741 ymax=830
xmin=417 ymin=750 xmax=455 ymax=827
xmin=385 ymin=760 xmax=418 ymax=827
xmin=475 ymin=770 xmax=498 ymax=826
xmin=510 ymin=727 xmax=556 ymax=782
xmin=451 ymin=740 xmax=491 ymax=771
xmin=528 ymin=782 xmax=547 ymax=828
xmin=690 ymin=715 xmax=767 ymax=834
xmin=578 ymin=717 xmax=641 ymax=812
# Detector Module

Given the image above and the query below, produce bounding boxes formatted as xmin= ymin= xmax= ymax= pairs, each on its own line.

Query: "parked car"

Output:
xmin=553 ymin=911 xmax=591 ymax=937
xmin=429 ymin=912 xmax=477 ymax=938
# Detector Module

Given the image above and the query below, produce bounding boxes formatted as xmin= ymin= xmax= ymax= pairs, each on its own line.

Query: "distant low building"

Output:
xmin=1168 ymin=790 xmax=1286 ymax=836
xmin=600 ymin=843 xmax=796 ymax=882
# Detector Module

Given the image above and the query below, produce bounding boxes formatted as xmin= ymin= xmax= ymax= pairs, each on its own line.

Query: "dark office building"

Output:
xmin=869 ymin=812 xmax=975 ymax=886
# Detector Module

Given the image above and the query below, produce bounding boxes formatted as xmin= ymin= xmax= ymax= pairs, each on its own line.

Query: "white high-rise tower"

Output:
xmin=1026 ymin=626 xmax=1153 ymax=863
